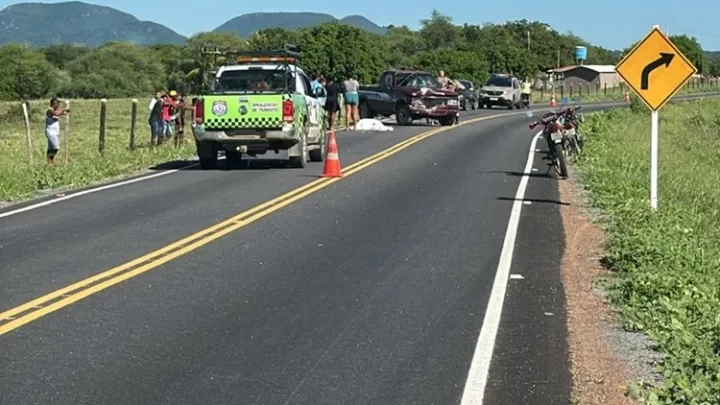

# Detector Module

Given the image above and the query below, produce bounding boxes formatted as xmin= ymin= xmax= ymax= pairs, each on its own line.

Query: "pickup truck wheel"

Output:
xmin=359 ymin=102 xmax=372 ymax=119
xmin=395 ymin=104 xmax=413 ymax=126
xmin=289 ymin=134 xmax=308 ymax=168
xmin=196 ymin=141 xmax=218 ymax=170
xmin=508 ymin=101 xmax=515 ymax=110
xmin=309 ymin=130 xmax=325 ymax=162
xmin=226 ymin=150 xmax=243 ymax=168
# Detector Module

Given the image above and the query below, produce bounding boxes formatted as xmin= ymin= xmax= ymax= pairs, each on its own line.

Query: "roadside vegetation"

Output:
xmin=576 ymin=98 xmax=720 ymax=403
xmin=0 ymin=98 xmax=197 ymax=201
xmin=2 ymin=10 xmax=715 ymax=101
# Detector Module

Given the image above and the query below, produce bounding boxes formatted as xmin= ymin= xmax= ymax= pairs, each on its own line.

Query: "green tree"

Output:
xmin=708 ymin=59 xmax=720 ymax=77
xmin=669 ymin=35 xmax=705 ymax=72
xmin=0 ymin=44 xmax=57 ymax=100
xmin=410 ymin=50 xmax=490 ymax=85
xmin=0 ymin=12 xmax=642 ymax=100
xmin=384 ymin=26 xmax=424 ymax=68
xmin=419 ymin=10 xmax=460 ymax=51
xmin=41 ymin=44 xmax=90 ymax=69
xmin=183 ymin=32 xmax=248 ymax=92
xmin=62 ymin=42 xmax=164 ymax=98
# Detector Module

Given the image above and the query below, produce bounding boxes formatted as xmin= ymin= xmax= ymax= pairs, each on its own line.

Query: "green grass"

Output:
xmin=576 ymin=97 xmax=720 ymax=404
xmin=532 ymin=78 xmax=719 ymax=104
xmin=0 ymin=96 xmax=353 ymax=202
xmin=0 ymin=98 xmax=198 ymax=202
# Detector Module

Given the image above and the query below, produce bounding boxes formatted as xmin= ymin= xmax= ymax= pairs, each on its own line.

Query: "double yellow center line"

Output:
xmin=0 ymin=112 xmax=517 ymax=336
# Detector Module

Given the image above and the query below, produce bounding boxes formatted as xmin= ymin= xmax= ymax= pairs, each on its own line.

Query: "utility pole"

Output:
xmin=557 ymin=49 xmax=560 ymax=68
xmin=527 ymin=31 xmax=530 ymax=51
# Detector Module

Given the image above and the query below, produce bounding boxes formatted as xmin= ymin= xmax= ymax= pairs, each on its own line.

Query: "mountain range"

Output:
xmin=0 ymin=1 xmax=386 ymax=47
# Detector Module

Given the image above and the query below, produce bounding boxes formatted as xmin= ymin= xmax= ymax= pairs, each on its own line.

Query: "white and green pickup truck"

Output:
xmin=191 ymin=45 xmax=326 ymax=169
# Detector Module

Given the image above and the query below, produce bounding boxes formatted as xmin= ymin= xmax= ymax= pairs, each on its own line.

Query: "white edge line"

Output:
xmin=0 ymin=161 xmax=198 ymax=219
xmin=459 ymin=130 xmax=542 ymax=405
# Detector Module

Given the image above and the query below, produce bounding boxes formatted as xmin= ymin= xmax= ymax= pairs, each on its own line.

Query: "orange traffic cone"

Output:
xmin=624 ymin=91 xmax=631 ymax=103
xmin=321 ymin=131 xmax=343 ymax=177
xmin=550 ymin=94 xmax=557 ymax=107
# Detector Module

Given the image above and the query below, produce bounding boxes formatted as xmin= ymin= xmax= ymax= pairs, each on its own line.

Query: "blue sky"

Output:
xmin=4 ymin=0 xmax=720 ymax=50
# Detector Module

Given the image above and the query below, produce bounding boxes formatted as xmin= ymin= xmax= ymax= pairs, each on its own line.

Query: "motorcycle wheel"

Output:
xmin=568 ymin=135 xmax=580 ymax=158
xmin=554 ymin=143 xmax=568 ymax=178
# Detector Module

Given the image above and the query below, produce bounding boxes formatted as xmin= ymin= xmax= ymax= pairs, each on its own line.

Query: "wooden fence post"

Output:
xmin=22 ymin=101 xmax=33 ymax=165
xmin=99 ymin=99 xmax=107 ymax=154
xmin=63 ymin=99 xmax=70 ymax=164
xmin=130 ymin=98 xmax=137 ymax=150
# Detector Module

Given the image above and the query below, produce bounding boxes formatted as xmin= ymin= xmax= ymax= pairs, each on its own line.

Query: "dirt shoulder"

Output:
xmin=558 ymin=166 xmax=659 ymax=405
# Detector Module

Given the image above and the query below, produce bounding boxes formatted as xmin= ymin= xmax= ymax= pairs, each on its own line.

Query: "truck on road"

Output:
xmin=191 ymin=45 xmax=326 ymax=169
xmin=358 ymin=69 xmax=460 ymax=126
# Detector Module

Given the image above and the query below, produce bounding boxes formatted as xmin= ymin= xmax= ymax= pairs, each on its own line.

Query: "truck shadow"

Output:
xmin=150 ymin=158 xmax=295 ymax=171
xmin=496 ymin=196 xmax=570 ymax=206
xmin=487 ymin=169 xmax=561 ymax=180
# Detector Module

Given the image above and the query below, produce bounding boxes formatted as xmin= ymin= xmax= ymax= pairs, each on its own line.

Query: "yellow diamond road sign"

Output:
xmin=616 ymin=27 xmax=697 ymax=111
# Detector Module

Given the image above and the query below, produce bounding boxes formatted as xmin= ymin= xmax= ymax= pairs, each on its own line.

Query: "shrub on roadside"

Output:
xmin=576 ymin=99 xmax=720 ymax=404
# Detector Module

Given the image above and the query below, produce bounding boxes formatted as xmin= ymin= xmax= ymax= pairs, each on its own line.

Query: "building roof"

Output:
xmin=581 ymin=65 xmax=617 ymax=73
xmin=548 ymin=65 xmax=578 ymax=73
xmin=548 ymin=65 xmax=617 ymax=74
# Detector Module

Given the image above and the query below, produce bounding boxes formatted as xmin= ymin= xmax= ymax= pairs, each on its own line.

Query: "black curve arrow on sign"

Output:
xmin=641 ymin=53 xmax=675 ymax=90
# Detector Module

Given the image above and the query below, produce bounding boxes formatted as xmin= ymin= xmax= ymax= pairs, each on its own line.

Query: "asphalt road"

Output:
xmin=0 ymin=94 xmax=713 ymax=404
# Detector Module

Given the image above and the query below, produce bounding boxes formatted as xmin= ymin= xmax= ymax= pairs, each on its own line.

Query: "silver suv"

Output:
xmin=479 ymin=74 xmax=522 ymax=109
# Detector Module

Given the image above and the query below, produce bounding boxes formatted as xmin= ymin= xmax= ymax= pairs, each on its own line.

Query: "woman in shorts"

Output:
xmin=343 ymin=74 xmax=360 ymax=130
xmin=324 ymin=77 xmax=341 ymax=130
xmin=45 ymin=97 xmax=69 ymax=165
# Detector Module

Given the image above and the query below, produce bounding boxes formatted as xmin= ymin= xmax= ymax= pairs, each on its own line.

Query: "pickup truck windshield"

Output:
xmin=485 ymin=76 xmax=512 ymax=87
xmin=400 ymin=73 xmax=440 ymax=88
xmin=214 ymin=68 xmax=291 ymax=93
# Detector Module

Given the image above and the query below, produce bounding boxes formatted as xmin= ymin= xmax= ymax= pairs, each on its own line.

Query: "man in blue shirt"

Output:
xmin=311 ymin=75 xmax=324 ymax=96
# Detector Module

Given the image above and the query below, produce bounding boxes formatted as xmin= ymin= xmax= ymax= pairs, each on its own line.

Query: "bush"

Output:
xmin=576 ymin=98 xmax=720 ymax=403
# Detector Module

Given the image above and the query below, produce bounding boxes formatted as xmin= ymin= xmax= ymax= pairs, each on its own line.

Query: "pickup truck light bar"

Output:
xmin=236 ymin=55 xmax=296 ymax=64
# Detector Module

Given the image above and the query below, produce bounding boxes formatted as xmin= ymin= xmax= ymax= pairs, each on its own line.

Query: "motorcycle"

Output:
xmin=558 ymin=99 xmax=585 ymax=158
xmin=526 ymin=98 xmax=585 ymax=178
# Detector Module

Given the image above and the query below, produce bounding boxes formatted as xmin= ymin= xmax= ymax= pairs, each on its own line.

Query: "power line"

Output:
xmin=665 ymin=27 xmax=720 ymax=39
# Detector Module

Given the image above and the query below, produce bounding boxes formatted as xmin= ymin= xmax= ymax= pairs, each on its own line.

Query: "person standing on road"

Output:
xmin=343 ymin=74 xmax=360 ymax=130
xmin=324 ymin=76 xmax=341 ymax=131
xmin=45 ymin=97 xmax=69 ymax=165
xmin=522 ymin=78 xmax=532 ymax=107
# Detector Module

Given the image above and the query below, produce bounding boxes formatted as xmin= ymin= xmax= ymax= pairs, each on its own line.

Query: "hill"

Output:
xmin=0 ymin=1 xmax=186 ymax=47
xmin=213 ymin=12 xmax=387 ymax=37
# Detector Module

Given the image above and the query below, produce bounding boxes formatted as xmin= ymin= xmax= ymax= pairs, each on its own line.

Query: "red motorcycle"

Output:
xmin=527 ymin=109 xmax=569 ymax=178
xmin=526 ymin=97 xmax=585 ymax=178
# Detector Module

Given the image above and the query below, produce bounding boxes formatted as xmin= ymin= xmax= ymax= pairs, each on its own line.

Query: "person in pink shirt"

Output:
xmin=160 ymin=92 xmax=173 ymax=144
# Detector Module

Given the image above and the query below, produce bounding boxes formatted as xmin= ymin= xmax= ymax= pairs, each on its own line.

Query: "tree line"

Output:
xmin=0 ymin=10 xmax=714 ymax=101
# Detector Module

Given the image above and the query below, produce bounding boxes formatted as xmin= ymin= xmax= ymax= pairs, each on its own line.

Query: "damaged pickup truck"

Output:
xmin=358 ymin=69 xmax=460 ymax=126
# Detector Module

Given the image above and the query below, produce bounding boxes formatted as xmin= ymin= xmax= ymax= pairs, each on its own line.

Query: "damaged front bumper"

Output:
xmin=409 ymin=97 xmax=459 ymax=118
